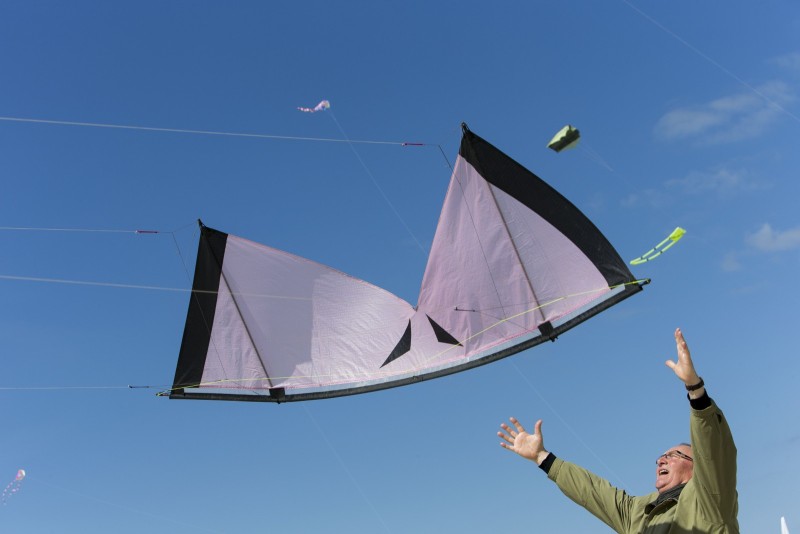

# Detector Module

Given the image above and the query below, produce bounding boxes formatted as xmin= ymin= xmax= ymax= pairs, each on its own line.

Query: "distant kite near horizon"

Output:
xmin=297 ymin=100 xmax=331 ymax=113
xmin=547 ymin=125 xmax=580 ymax=152
xmin=630 ymin=227 xmax=686 ymax=265
xmin=166 ymin=123 xmax=647 ymax=403
xmin=2 ymin=469 xmax=25 ymax=505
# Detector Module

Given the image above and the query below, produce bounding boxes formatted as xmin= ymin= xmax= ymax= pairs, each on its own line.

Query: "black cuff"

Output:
xmin=538 ymin=452 xmax=556 ymax=473
xmin=688 ymin=390 xmax=711 ymax=410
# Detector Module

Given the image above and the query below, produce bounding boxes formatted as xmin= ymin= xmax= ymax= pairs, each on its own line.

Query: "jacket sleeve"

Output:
xmin=689 ymin=396 xmax=738 ymax=524
xmin=547 ymin=457 xmax=634 ymax=534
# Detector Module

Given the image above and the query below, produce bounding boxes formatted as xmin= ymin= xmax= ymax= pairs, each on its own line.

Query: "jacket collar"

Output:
xmin=646 ymin=483 xmax=686 ymax=513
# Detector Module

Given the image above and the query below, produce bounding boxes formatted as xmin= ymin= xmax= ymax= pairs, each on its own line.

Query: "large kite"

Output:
xmin=167 ymin=124 xmax=646 ymax=402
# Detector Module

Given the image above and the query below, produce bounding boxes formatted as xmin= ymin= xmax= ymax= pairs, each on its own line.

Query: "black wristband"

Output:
xmin=538 ymin=452 xmax=556 ymax=474
xmin=685 ymin=377 xmax=704 ymax=391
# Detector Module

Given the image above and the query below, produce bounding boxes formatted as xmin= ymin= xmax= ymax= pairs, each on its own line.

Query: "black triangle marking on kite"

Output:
xmin=427 ymin=315 xmax=462 ymax=346
xmin=381 ymin=320 xmax=411 ymax=368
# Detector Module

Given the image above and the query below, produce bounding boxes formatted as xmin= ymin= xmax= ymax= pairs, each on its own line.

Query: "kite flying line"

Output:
xmin=509 ymin=361 xmax=631 ymax=489
xmin=0 ymin=223 xmax=311 ymax=299
xmin=0 ymin=115 xmax=411 ymax=145
xmin=302 ymin=405 xmax=394 ymax=534
xmin=544 ymin=122 xmax=688 ymax=264
xmin=325 ymin=108 xmax=431 ymax=256
xmin=620 ymin=0 xmax=800 ymax=126
xmin=0 ymin=226 xmax=160 ymax=233
xmin=0 ymin=273 xmax=315 ymax=300
xmin=0 ymin=109 xmax=456 ymax=258
xmin=31 ymin=474 xmax=226 ymax=533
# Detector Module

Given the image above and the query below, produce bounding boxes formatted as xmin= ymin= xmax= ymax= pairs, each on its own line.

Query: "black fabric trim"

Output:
xmin=689 ymin=390 xmax=712 ymax=410
xmin=458 ymin=125 xmax=634 ymax=287
xmin=427 ymin=315 xmax=462 ymax=346
xmin=539 ymin=452 xmax=556 ymax=473
xmin=381 ymin=320 xmax=412 ymax=368
xmin=170 ymin=223 xmax=228 ymax=392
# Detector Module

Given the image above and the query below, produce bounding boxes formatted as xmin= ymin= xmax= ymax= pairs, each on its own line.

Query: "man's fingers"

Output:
xmin=497 ymin=429 xmax=514 ymax=445
xmin=510 ymin=417 xmax=526 ymax=433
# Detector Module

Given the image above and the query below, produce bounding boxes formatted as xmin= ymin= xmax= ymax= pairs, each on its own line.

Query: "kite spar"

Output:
xmin=167 ymin=124 xmax=647 ymax=403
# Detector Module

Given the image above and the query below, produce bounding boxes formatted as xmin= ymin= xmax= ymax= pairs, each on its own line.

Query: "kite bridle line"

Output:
xmin=155 ymin=278 xmax=649 ymax=396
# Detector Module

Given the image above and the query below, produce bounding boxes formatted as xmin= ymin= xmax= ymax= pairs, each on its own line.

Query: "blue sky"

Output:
xmin=1 ymin=1 xmax=799 ymax=532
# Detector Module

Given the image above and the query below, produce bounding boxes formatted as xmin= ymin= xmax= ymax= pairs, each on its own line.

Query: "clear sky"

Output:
xmin=1 ymin=1 xmax=799 ymax=532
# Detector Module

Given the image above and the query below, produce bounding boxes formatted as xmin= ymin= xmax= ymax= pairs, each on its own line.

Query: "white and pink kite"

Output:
xmin=297 ymin=100 xmax=330 ymax=113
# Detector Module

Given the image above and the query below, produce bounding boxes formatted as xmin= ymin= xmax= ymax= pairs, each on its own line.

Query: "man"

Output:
xmin=498 ymin=328 xmax=739 ymax=533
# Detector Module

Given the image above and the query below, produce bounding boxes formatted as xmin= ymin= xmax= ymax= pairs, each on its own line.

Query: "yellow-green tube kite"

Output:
xmin=630 ymin=227 xmax=686 ymax=265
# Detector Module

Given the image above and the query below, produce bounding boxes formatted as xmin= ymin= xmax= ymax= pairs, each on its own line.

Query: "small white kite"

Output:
xmin=297 ymin=100 xmax=331 ymax=113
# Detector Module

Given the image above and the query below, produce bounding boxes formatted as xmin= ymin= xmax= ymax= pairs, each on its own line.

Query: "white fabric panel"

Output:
xmin=490 ymin=181 xmax=609 ymax=320
xmin=197 ymin=154 xmax=617 ymax=394
xmin=418 ymin=155 xmax=609 ymax=362
xmin=201 ymin=235 xmax=415 ymax=389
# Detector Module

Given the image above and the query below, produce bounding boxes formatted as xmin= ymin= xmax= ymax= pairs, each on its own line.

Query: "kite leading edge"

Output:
xmin=166 ymin=124 xmax=647 ymax=403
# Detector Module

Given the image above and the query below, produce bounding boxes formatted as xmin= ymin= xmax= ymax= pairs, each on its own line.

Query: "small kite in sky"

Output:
xmin=547 ymin=125 xmax=580 ymax=152
xmin=297 ymin=100 xmax=331 ymax=113
xmin=2 ymin=469 xmax=25 ymax=505
xmin=630 ymin=227 xmax=686 ymax=265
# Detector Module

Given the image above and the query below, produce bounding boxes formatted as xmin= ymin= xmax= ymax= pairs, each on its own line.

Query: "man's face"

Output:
xmin=655 ymin=444 xmax=694 ymax=493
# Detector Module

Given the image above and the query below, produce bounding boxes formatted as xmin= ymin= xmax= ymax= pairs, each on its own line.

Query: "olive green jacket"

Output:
xmin=547 ymin=398 xmax=738 ymax=533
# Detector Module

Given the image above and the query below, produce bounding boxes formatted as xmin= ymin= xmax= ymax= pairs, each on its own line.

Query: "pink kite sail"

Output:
xmin=167 ymin=124 xmax=646 ymax=402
